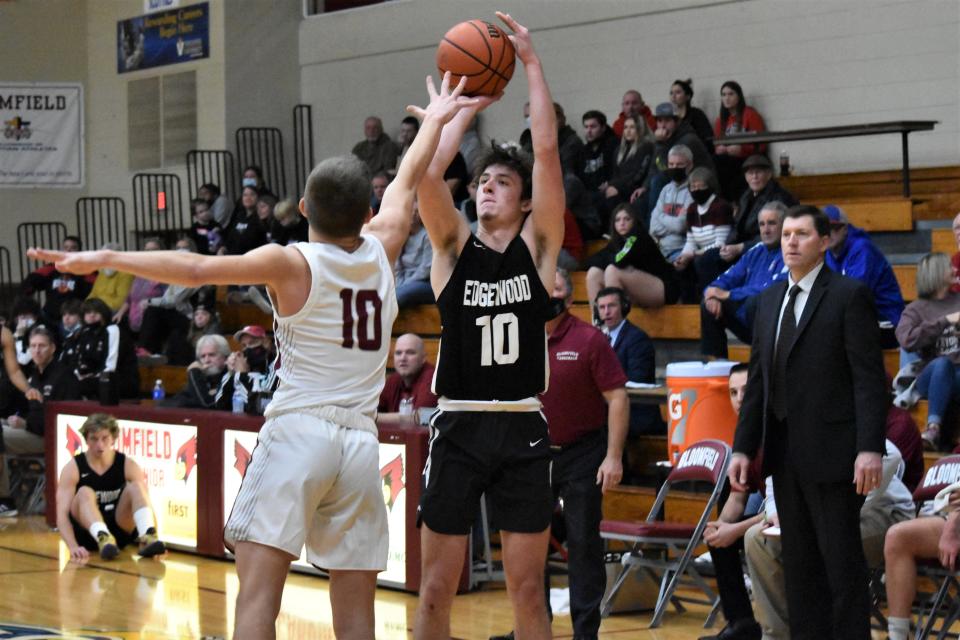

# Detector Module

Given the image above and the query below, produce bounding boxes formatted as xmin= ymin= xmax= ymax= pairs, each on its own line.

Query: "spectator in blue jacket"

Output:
xmin=824 ymin=204 xmax=905 ymax=348
xmin=701 ymin=202 xmax=788 ymax=358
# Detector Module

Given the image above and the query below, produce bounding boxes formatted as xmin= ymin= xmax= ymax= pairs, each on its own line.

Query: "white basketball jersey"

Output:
xmin=265 ymin=236 xmax=398 ymax=419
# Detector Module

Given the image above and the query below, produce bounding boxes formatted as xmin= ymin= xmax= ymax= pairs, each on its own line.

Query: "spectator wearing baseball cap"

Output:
xmin=824 ymin=204 xmax=904 ymax=348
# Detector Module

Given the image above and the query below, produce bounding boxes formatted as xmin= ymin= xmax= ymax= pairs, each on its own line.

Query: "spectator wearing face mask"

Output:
xmin=214 ymin=325 xmax=276 ymax=414
xmin=10 ymin=296 xmax=45 ymax=366
xmin=57 ymin=298 xmax=84 ymax=371
xmin=648 ymin=145 xmax=694 ymax=262
xmin=674 ymin=167 xmax=734 ymax=294
xmin=86 ymin=243 xmax=135 ymax=312
xmin=73 ymin=298 xmax=139 ymax=401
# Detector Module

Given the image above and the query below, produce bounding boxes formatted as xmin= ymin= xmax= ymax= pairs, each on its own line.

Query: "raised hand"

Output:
xmin=405 ymin=72 xmax=486 ymax=126
xmin=27 ymin=248 xmax=101 ymax=275
xmin=496 ymin=11 xmax=536 ymax=66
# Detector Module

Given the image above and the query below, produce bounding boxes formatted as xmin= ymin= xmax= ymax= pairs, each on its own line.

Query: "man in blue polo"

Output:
xmin=701 ymin=202 xmax=788 ymax=358
xmin=824 ymin=204 xmax=905 ymax=348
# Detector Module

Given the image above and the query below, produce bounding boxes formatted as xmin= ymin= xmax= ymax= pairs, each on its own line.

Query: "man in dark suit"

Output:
xmin=595 ymin=287 xmax=663 ymax=435
xmin=728 ymin=205 xmax=887 ymax=640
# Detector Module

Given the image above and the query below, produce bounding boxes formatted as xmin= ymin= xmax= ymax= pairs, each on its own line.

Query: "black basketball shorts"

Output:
xmin=419 ymin=410 xmax=553 ymax=535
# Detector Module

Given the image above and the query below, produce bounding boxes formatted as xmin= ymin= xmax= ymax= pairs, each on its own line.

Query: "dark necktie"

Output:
xmin=772 ymin=285 xmax=801 ymax=421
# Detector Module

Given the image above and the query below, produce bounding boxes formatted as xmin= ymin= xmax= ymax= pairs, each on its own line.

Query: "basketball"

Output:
xmin=436 ymin=20 xmax=516 ymax=96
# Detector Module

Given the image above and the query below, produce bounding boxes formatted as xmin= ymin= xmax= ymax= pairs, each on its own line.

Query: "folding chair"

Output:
xmin=599 ymin=438 xmax=731 ymax=628
xmin=910 ymin=454 xmax=960 ymax=639
xmin=8 ymin=454 xmax=45 ymax=515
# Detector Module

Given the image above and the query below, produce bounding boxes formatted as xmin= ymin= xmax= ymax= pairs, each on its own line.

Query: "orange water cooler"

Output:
xmin=666 ymin=361 xmax=738 ymax=464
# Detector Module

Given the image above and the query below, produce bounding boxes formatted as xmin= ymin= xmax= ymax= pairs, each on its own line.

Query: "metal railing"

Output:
xmin=131 ymin=173 xmax=186 ymax=246
xmin=17 ymin=222 xmax=68 ymax=280
xmin=293 ymin=105 xmax=315 ymax=199
xmin=236 ymin=127 xmax=286 ymax=198
xmin=76 ymin=197 xmax=128 ymax=251
xmin=186 ymin=150 xmax=238 ymax=203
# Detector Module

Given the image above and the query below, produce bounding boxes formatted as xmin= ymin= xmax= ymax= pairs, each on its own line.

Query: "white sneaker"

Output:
xmin=0 ymin=501 xmax=19 ymax=518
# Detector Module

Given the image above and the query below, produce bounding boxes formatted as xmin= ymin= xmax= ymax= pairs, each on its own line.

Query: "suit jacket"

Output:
xmin=612 ymin=321 xmax=661 ymax=432
xmin=733 ymin=265 xmax=887 ymax=483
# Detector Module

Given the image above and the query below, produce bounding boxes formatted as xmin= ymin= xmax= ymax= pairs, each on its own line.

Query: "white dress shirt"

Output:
xmin=605 ymin=319 xmax=626 ymax=346
xmin=775 ymin=261 xmax=825 ymax=345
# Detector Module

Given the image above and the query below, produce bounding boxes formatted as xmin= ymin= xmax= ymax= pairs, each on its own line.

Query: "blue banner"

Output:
xmin=117 ymin=2 xmax=209 ymax=74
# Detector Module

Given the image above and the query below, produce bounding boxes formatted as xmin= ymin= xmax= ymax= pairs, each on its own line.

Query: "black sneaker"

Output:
xmin=0 ymin=500 xmax=18 ymax=518
xmin=137 ymin=527 xmax=166 ymax=558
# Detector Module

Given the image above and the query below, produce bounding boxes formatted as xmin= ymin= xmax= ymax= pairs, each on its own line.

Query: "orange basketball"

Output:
xmin=436 ymin=20 xmax=516 ymax=97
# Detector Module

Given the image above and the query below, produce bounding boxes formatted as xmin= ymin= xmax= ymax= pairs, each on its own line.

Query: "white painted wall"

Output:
xmin=300 ymin=0 xmax=960 ymax=177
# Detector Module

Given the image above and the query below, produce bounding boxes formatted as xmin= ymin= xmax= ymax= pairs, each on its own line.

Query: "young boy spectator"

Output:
xmin=189 ymin=198 xmax=222 ymax=255
xmin=270 ymin=199 xmax=309 ymax=246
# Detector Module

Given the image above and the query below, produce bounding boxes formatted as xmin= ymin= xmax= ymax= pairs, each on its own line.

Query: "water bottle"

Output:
xmin=232 ymin=387 xmax=245 ymax=414
xmin=779 ymin=150 xmax=791 ymax=177
xmin=399 ymin=397 xmax=414 ymax=416
xmin=152 ymin=379 xmax=165 ymax=401
xmin=98 ymin=371 xmax=118 ymax=406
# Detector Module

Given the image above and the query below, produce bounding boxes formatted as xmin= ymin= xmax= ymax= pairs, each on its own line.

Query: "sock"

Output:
xmin=133 ymin=507 xmax=155 ymax=537
xmin=888 ymin=616 xmax=910 ymax=640
xmin=88 ymin=521 xmax=109 ymax=539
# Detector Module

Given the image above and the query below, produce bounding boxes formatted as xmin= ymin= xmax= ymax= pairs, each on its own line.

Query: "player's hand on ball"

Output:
xmin=406 ymin=72 xmax=487 ymax=125
xmin=496 ymin=12 xmax=536 ymax=65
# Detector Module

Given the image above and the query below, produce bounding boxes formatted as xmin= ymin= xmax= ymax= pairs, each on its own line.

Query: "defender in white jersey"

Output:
xmin=30 ymin=74 xmax=479 ymax=640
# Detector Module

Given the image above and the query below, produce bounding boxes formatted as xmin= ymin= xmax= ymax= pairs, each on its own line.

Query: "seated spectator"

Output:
xmin=352 ymin=116 xmax=400 ymax=175
xmin=698 ymin=154 xmax=797 ymax=278
xmin=459 ymin=176 xmax=479 ymax=225
xmin=697 ymin=363 xmax=764 ymax=640
xmin=198 ymin=182 xmax=233 ymax=228
xmin=189 ymin=198 xmax=222 ymax=255
xmin=136 ymin=240 xmax=199 ymax=363
xmin=713 ymin=81 xmax=767 ymax=201
xmin=895 ymin=252 xmax=960 ymax=450
xmin=58 ymin=298 xmax=84 ymax=371
xmin=371 ymin=171 xmax=392 ymax=215
xmin=585 ymin=204 xmax=641 ymax=312
xmin=20 ymin=235 xmax=94 ymax=322
xmin=559 ymin=207 xmax=584 ymax=271
xmin=164 ymin=303 xmax=223 ymax=367
xmin=675 ymin=167 xmax=734 ymax=293
xmin=270 ymin=199 xmax=308 ymax=246
xmin=883 ymin=482 xmax=960 ymax=640
xmin=604 ymin=226 xmax=682 ymax=308
xmin=0 ymin=325 xmax=79 ymax=516
xmin=595 ymin=286 xmax=662 ymax=435
xmin=669 ymin=79 xmax=713 ymax=151
xmin=54 ymin=413 xmax=166 ymax=560
xmin=564 ymin=171 xmax=603 ymax=241
xmin=86 ymin=243 xmax=135 ymax=312
xmin=612 ymin=89 xmax=656 ymax=137
xmin=743 ymin=439 xmax=914 ymax=640
xmin=649 ymin=144 xmax=694 ymax=261
xmin=824 ymin=205 xmax=904 ymax=348
xmin=221 ymin=186 xmax=268 ymax=257
xmin=601 ymin=115 xmax=654 ymax=219
xmin=395 ymin=203 xmax=434 ymax=308
xmin=950 ymin=211 xmax=960 ymax=292
xmin=241 ymin=164 xmax=270 ymax=194
xmin=637 ymin=102 xmax=716 ymax=224
xmin=0 ymin=323 xmax=30 ymax=447
xmin=377 ymin=334 xmax=437 ymax=426
xmin=74 ymin=298 xmax=139 ymax=400
xmin=392 ymin=115 xmax=420 ymax=175
xmin=10 ymin=296 xmax=45 ymax=366
xmin=113 ymin=237 xmax=167 ymax=335
xmin=579 ymin=110 xmax=619 ymax=202
xmin=257 ymin=192 xmax=279 ymax=242
xmin=214 ymin=325 xmax=277 ymax=414
xmin=159 ymin=334 xmax=230 ymax=409
xmin=700 ymin=202 xmax=787 ymax=358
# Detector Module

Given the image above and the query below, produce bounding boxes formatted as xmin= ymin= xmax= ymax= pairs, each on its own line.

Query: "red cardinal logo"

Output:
xmin=234 ymin=439 xmax=252 ymax=477
xmin=175 ymin=435 xmax=198 ymax=483
xmin=379 ymin=455 xmax=405 ymax=511
xmin=65 ymin=425 xmax=83 ymax=456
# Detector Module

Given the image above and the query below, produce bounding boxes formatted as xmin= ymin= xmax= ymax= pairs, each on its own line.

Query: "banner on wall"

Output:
xmin=55 ymin=414 xmax=199 ymax=549
xmin=0 ymin=83 xmax=83 ymax=187
xmin=118 ymin=2 xmax=209 ymax=74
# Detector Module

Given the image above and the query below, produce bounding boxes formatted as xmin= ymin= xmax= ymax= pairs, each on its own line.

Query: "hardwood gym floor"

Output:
xmin=0 ymin=516 xmax=895 ymax=638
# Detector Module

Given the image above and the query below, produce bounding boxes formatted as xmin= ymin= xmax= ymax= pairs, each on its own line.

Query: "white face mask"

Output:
xmin=524 ymin=116 xmax=531 ymax=128
xmin=102 ymin=268 xmax=116 ymax=276
xmin=242 ymin=177 xmax=257 ymax=188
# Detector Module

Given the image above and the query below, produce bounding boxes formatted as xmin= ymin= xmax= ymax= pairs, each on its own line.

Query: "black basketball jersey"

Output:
xmin=434 ymin=234 xmax=551 ymax=401
xmin=74 ymin=451 xmax=127 ymax=512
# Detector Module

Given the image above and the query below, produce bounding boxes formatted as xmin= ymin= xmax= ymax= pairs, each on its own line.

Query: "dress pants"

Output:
xmin=708 ymin=531 xmax=755 ymax=626
xmin=549 ymin=431 xmax=607 ymax=640
xmin=772 ymin=464 xmax=869 ymax=640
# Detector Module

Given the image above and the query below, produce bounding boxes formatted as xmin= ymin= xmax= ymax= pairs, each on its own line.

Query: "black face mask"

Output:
xmin=665 ymin=167 xmax=686 ymax=183
xmin=690 ymin=188 xmax=712 ymax=205
xmin=546 ymin=297 xmax=567 ymax=321
xmin=244 ymin=346 xmax=268 ymax=371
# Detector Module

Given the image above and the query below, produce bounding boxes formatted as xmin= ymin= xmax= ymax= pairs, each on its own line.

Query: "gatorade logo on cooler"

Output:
xmin=676 ymin=446 xmax=719 ymax=471
xmin=668 ymin=389 xmax=697 ymax=447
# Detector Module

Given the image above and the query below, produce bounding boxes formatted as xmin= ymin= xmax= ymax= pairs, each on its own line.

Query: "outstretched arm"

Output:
xmin=364 ymin=73 xmax=479 ymax=266
xmin=500 ymin=12 xmax=564 ymax=281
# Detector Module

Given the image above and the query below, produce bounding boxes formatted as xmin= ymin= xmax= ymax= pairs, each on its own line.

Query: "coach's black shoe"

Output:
xmin=137 ymin=528 xmax=166 ymax=558
xmin=489 ymin=632 xmax=514 ymax=640
xmin=97 ymin=531 xmax=120 ymax=560
xmin=698 ymin=617 xmax=761 ymax=640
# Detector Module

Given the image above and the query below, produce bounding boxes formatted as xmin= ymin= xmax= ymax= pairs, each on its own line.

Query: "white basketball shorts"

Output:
xmin=224 ymin=409 xmax=388 ymax=571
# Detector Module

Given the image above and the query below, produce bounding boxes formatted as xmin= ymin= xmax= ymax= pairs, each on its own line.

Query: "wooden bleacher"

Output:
xmin=780 ymin=165 xmax=960 ymax=203
xmin=931 ymin=227 xmax=956 ymax=255
xmin=810 ymin=197 xmax=913 ymax=231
